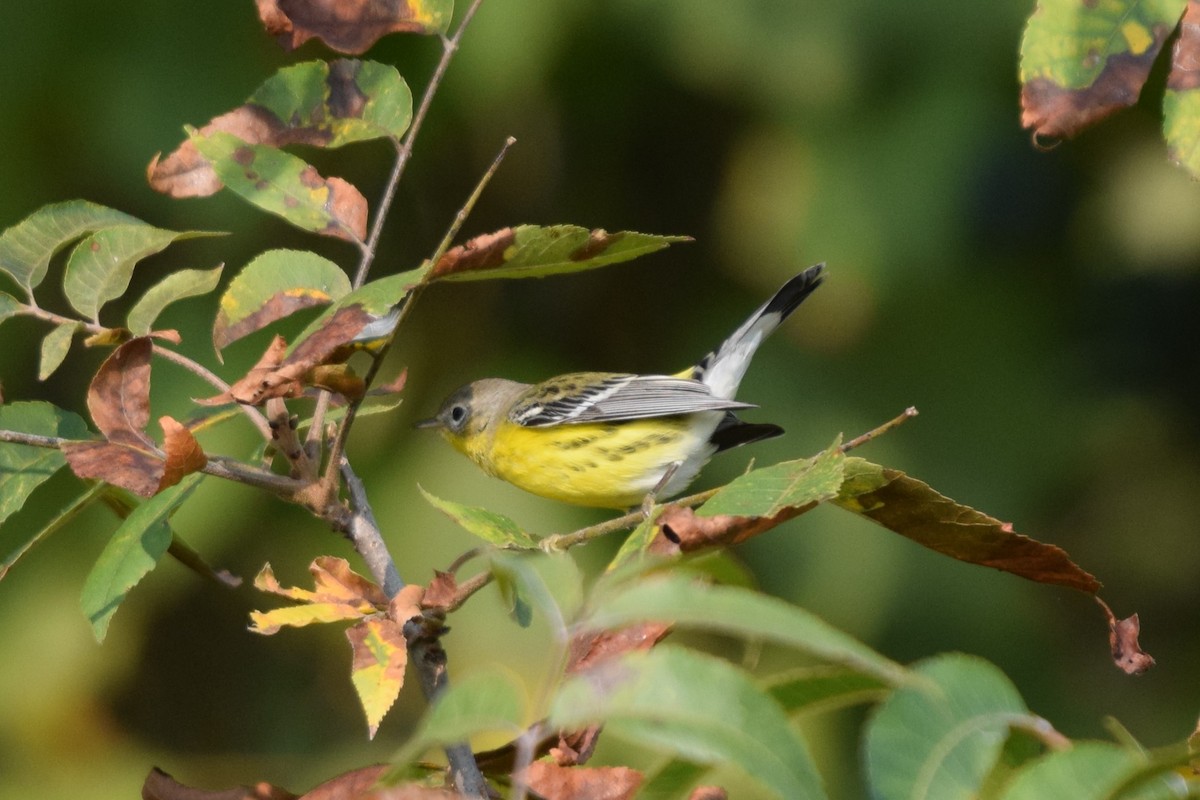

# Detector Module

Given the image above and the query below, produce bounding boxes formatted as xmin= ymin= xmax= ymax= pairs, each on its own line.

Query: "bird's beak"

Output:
xmin=413 ymin=417 xmax=442 ymax=430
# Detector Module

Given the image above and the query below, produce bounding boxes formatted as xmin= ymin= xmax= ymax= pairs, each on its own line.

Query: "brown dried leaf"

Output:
xmin=158 ymin=416 xmax=208 ymax=492
xmin=255 ymin=0 xmax=450 ymax=55
xmin=63 ymin=440 xmax=163 ymax=498
xmin=428 ymin=228 xmax=516 ymax=280
xmin=648 ymin=505 xmax=808 ymax=556
xmin=1097 ymin=597 xmax=1155 ymax=675
xmin=204 ymin=304 xmax=376 ymax=406
xmin=142 ymin=767 xmax=298 ymax=800
xmin=389 ymin=583 xmax=425 ymax=624
xmin=250 ymin=557 xmax=387 ymax=634
xmin=88 ymin=336 xmax=154 ymax=447
xmin=553 ymin=622 xmax=671 ymax=766
xmin=309 ymin=364 xmax=365 ymax=400
xmin=522 ymin=762 xmax=643 ymax=800
xmin=421 ymin=570 xmax=458 ymax=609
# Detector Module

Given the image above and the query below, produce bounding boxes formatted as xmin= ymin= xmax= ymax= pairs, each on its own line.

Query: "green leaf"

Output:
xmin=489 ymin=551 xmax=574 ymax=634
xmin=38 ymin=321 xmax=79 ymax=381
xmin=834 ymin=457 xmax=1102 ymax=593
xmin=0 ymin=291 xmax=21 ymax=325
xmin=250 ymin=60 xmax=413 ymax=146
xmin=419 ymin=486 xmax=538 ymax=549
xmin=865 ymin=653 xmax=1033 ymax=800
xmin=606 ymin=508 xmax=662 ymax=571
xmin=192 ymin=131 xmax=367 ymax=243
xmin=549 ymin=645 xmax=826 ymax=800
xmin=427 ymin=225 xmax=691 ymax=282
xmin=213 ymin=250 xmax=350 ymax=351
xmin=699 ymin=436 xmax=845 ymax=517
xmin=638 ymin=760 xmax=710 ymax=800
xmin=0 ymin=200 xmax=141 ymax=294
xmin=586 ymin=573 xmax=910 ymax=688
xmin=0 ymin=402 xmax=89 ymax=529
xmin=389 ymin=668 xmax=527 ymax=776
xmin=996 ymin=741 xmax=1185 ymax=800
xmin=80 ymin=473 xmax=203 ymax=642
xmin=1 ymin=483 xmax=106 ymax=581
xmin=765 ymin=665 xmax=891 ymax=715
xmin=127 ymin=265 xmax=224 ymax=335
xmin=1164 ymin=85 xmax=1200 ymax=179
xmin=62 ymin=224 xmax=223 ymax=321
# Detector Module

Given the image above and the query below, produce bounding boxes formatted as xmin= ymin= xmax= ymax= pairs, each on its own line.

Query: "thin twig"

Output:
xmin=152 ymin=344 xmax=273 ymax=439
xmin=538 ymin=487 xmax=720 ymax=552
xmin=352 ymin=0 xmax=487 ymax=290
xmin=841 ymin=406 xmax=918 ymax=453
xmin=430 ymin=135 xmax=517 ymax=263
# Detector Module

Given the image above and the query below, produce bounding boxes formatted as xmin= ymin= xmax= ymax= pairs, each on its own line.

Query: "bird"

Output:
xmin=415 ymin=264 xmax=825 ymax=509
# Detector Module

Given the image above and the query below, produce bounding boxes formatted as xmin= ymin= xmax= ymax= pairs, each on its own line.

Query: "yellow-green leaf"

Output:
xmin=348 ymin=617 xmax=408 ymax=739
xmin=0 ymin=200 xmax=140 ymax=294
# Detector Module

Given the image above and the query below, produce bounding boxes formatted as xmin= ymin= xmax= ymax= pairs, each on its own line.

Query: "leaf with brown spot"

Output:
xmin=197 ymin=335 xmax=289 ymax=406
xmin=427 ymin=225 xmax=690 ymax=282
xmin=256 ymin=0 xmax=454 ymax=53
xmin=86 ymin=337 xmax=154 ymax=447
xmin=149 ymin=60 xmax=412 ymax=198
xmin=158 ymin=416 xmax=207 ymax=492
xmin=213 ymin=250 xmax=351 ymax=352
xmin=835 ymin=457 xmax=1102 ymax=593
xmin=687 ymin=789 xmax=728 ymax=800
xmin=522 ymin=761 xmax=643 ymax=800
xmin=348 ymin=617 xmax=408 ymax=738
xmin=192 ymin=132 xmax=368 ymax=242
xmin=1019 ymin=0 xmax=1184 ymax=140
xmin=1165 ymin=2 xmax=1200 ymax=176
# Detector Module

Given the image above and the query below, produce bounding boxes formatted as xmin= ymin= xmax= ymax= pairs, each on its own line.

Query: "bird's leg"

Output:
xmin=641 ymin=460 xmax=683 ymax=517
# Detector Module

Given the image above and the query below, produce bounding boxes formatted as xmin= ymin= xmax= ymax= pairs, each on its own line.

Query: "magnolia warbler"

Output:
xmin=416 ymin=264 xmax=825 ymax=509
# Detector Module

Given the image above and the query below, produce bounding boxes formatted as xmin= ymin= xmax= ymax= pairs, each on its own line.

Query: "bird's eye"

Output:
xmin=449 ymin=405 xmax=467 ymax=424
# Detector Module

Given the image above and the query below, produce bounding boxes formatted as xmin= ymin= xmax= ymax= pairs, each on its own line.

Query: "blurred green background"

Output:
xmin=2 ymin=1 xmax=1199 ymax=798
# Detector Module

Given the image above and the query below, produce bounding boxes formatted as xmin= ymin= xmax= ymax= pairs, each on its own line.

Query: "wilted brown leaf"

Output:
xmin=835 ymin=458 xmax=1102 ymax=593
xmin=309 ymin=364 xmax=365 ymax=399
xmin=256 ymin=0 xmax=449 ymax=54
xmin=421 ymin=570 xmax=458 ymax=609
xmin=522 ymin=761 xmax=642 ymax=800
xmin=158 ymin=416 xmax=207 ymax=492
xmin=1096 ymin=597 xmax=1155 ymax=675
xmin=648 ymin=505 xmax=809 ymax=556
xmin=203 ymin=304 xmax=377 ymax=406
xmin=88 ymin=337 xmax=154 ymax=448
xmin=142 ymin=767 xmax=297 ymax=800
xmin=428 ymin=228 xmax=516 ymax=280
xmin=250 ymin=557 xmax=387 ymax=634
xmin=553 ymin=622 xmax=671 ymax=766
xmin=63 ymin=440 xmax=163 ymax=498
